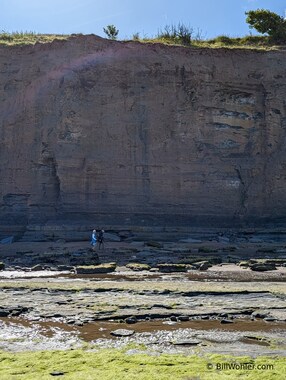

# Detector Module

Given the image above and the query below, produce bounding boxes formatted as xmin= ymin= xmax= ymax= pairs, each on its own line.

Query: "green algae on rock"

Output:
xmin=76 ymin=263 xmax=117 ymax=274
xmin=0 ymin=349 xmax=284 ymax=380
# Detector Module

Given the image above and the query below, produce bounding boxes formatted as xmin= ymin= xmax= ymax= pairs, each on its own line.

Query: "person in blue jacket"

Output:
xmin=91 ymin=229 xmax=97 ymax=247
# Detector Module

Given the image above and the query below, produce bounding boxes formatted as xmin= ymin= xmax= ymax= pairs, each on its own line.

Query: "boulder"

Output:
xmin=126 ymin=263 xmax=151 ymax=271
xmin=110 ymin=329 xmax=135 ymax=337
xmin=157 ymin=263 xmax=188 ymax=272
xmin=254 ymin=259 xmax=286 ymax=266
xmin=0 ymin=309 xmax=10 ymax=317
xmin=0 ymin=262 xmax=5 ymax=271
xmin=125 ymin=316 xmax=138 ymax=324
xmin=199 ymin=262 xmax=212 ymax=271
xmin=177 ymin=315 xmax=189 ymax=322
xmin=238 ymin=261 xmax=250 ymax=268
xmin=13 ymin=305 xmax=29 ymax=315
xmin=76 ymin=262 xmax=117 ymax=274
xmin=251 ymin=311 xmax=269 ymax=319
xmin=192 ymin=261 xmax=212 ymax=270
xmin=30 ymin=264 xmax=45 ymax=271
xmin=264 ymin=317 xmax=276 ymax=322
xmin=249 ymin=263 xmax=276 ymax=272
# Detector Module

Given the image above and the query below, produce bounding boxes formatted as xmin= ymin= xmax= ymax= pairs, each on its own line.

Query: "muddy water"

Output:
xmin=2 ymin=317 xmax=285 ymax=341
xmin=1 ymin=265 xmax=286 ymax=282
xmin=72 ymin=319 xmax=286 ymax=342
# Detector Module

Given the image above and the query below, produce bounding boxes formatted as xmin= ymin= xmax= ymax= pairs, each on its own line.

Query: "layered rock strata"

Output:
xmin=1 ymin=35 xmax=286 ymax=238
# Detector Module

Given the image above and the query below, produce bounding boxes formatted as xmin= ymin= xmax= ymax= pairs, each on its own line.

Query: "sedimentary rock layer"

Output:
xmin=1 ymin=35 xmax=286 ymax=236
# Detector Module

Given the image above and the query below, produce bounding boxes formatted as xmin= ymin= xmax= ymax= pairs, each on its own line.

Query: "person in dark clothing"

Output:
xmin=97 ymin=229 xmax=105 ymax=250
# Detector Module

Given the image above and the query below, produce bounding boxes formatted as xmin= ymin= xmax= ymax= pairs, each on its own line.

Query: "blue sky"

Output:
xmin=1 ymin=0 xmax=285 ymax=39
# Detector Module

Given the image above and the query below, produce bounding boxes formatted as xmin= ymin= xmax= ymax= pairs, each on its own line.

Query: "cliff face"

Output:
xmin=1 ymin=35 xmax=286 ymax=236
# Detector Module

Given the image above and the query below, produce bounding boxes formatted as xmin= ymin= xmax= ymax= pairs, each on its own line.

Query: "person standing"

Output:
xmin=91 ymin=229 xmax=97 ymax=248
xmin=97 ymin=229 xmax=105 ymax=250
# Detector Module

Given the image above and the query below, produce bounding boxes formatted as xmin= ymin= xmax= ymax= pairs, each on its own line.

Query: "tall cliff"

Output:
xmin=1 ymin=35 xmax=286 ymax=237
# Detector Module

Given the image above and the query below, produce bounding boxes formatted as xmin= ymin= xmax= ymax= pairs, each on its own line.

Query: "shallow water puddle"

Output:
xmin=1 ymin=317 xmax=285 ymax=341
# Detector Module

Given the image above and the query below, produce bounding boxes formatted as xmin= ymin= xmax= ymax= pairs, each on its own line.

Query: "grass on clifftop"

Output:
xmin=0 ymin=31 xmax=69 ymax=45
xmin=0 ymin=349 xmax=284 ymax=380
xmin=0 ymin=31 xmax=283 ymax=50
xmin=132 ymin=33 xmax=284 ymax=50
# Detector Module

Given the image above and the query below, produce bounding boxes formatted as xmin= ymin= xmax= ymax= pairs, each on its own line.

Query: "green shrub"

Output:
xmin=103 ymin=25 xmax=119 ymax=40
xmin=239 ymin=35 xmax=269 ymax=45
xmin=157 ymin=23 xmax=193 ymax=45
xmin=132 ymin=32 xmax=140 ymax=41
xmin=214 ymin=35 xmax=234 ymax=45
xmin=246 ymin=9 xmax=286 ymax=43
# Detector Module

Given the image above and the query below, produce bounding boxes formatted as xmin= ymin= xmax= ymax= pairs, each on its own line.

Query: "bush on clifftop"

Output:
xmin=246 ymin=9 xmax=286 ymax=43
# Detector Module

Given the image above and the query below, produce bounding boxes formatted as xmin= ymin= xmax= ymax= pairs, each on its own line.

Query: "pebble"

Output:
xmin=50 ymin=372 xmax=65 ymax=376
xmin=177 ymin=315 xmax=189 ymax=322
xmin=264 ymin=317 xmax=276 ymax=322
xmin=220 ymin=319 xmax=234 ymax=324
xmin=74 ymin=321 xmax=84 ymax=326
xmin=171 ymin=339 xmax=201 ymax=346
xmin=125 ymin=316 xmax=138 ymax=324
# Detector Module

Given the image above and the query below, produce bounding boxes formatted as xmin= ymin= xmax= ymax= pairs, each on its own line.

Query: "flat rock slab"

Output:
xmin=250 ymin=263 xmax=276 ymax=271
xmin=157 ymin=264 xmax=188 ymax=272
xmin=110 ymin=329 xmax=135 ymax=337
xmin=76 ymin=263 xmax=116 ymax=274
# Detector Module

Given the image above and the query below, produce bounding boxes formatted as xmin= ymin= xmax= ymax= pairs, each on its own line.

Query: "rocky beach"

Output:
xmin=0 ymin=231 xmax=285 ymax=363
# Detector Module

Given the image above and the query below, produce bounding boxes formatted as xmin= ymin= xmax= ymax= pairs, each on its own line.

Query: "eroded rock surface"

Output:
xmin=1 ymin=36 xmax=286 ymax=238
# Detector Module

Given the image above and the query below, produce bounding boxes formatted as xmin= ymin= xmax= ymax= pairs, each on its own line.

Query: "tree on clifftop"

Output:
xmin=246 ymin=9 xmax=286 ymax=42
xmin=103 ymin=25 xmax=119 ymax=40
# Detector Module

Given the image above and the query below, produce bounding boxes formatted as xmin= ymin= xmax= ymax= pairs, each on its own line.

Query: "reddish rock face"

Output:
xmin=0 ymin=35 xmax=286 ymax=237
